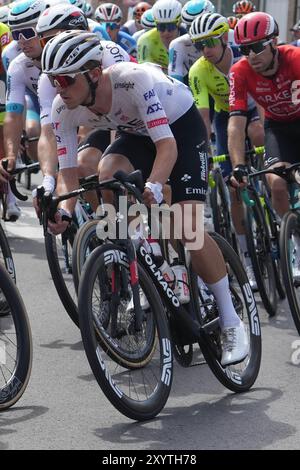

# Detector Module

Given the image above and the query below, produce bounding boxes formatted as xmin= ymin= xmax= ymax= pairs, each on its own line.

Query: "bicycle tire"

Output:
xmin=210 ymin=169 xmax=238 ymax=252
xmin=196 ymin=232 xmax=262 ymax=392
xmin=78 ymin=243 xmax=172 ymax=421
xmin=244 ymin=194 xmax=277 ymax=316
xmin=0 ymin=263 xmax=32 ymax=409
xmin=280 ymin=211 xmax=300 ymax=334
xmin=0 ymin=223 xmax=16 ymax=284
xmin=44 ymin=230 xmax=79 ymax=327
xmin=72 ymin=219 xmax=102 ymax=294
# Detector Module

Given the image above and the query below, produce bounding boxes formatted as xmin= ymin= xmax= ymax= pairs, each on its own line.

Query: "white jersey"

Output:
xmin=6 ymin=52 xmax=40 ymax=114
xmin=38 ymin=40 xmax=130 ymax=126
xmin=2 ymin=40 xmax=21 ymax=72
xmin=168 ymin=33 xmax=201 ymax=83
xmin=133 ymin=28 xmax=147 ymax=42
xmin=52 ymin=62 xmax=194 ymax=169
xmin=122 ymin=19 xmax=137 ymax=36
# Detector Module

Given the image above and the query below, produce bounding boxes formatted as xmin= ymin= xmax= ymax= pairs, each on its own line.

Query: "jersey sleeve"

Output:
xmin=168 ymin=39 xmax=185 ymax=82
xmin=51 ymin=96 xmax=81 ymax=169
xmin=127 ymin=67 xmax=174 ymax=142
xmin=6 ymin=58 xmax=26 ymax=113
xmin=188 ymin=60 xmax=209 ymax=109
xmin=38 ymin=73 xmax=57 ymax=126
xmin=229 ymin=61 xmax=248 ymax=115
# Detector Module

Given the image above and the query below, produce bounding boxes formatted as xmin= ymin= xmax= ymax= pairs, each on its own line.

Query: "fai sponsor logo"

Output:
xmin=114 ymin=82 xmax=134 ymax=90
xmin=146 ymin=102 xmax=163 ymax=114
xmin=143 ymin=89 xmax=155 ymax=101
xmin=147 ymin=117 xmax=168 ymax=128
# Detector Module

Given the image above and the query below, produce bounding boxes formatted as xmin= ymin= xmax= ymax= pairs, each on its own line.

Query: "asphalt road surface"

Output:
xmin=1 ymin=177 xmax=300 ymax=450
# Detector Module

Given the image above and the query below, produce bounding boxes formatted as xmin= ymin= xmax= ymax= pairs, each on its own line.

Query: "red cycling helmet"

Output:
xmin=233 ymin=1 xmax=255 ymax=15
xmin=227 ymin=16 xmax=238 ymax=29
xmin=133 ymin=2 xmax=151 ymax=21
xmin=234 ymin=12 xmax=279 ymax=44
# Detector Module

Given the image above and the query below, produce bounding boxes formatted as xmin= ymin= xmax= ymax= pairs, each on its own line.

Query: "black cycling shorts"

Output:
xmin=264 ymin=118 xmax=300 ymax=168
xmin=78 ymin=129 xmax=111 ymax=154
xmin=102 ymin=104 xmax=208 ymax=204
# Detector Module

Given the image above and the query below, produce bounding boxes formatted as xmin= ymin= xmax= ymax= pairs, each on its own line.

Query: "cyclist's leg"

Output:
xmin=0 ymin=72 xmax=6 ymax=159
xmin=264 ymin=121 xmax=293 ymax=218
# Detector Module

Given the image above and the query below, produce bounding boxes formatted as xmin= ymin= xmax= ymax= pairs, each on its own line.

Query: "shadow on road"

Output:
xmin=0 ymin=405 xmax=49 ymax=449
xmin=93 ymin=387 xmax=295 ymax=450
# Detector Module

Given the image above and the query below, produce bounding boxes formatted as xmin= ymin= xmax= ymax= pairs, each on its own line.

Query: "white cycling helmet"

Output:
xmin=0 ymin=5 xmax=10 ymax=24
xmin=41 ymin=30 xmax=103 ymax=75
xmin=141 ymin=8 xmax=155 ymax=29
xmin=189 ymin=12 xmax=229 ymax=40
xmin=84 ymin=2 xmax=93 ymax=17
xmin=36 ymin=4 xmax=88 ymax=34
xmin=8 ymin=0 xmax=64 ymax=29
xmin=181 ymin=0 xmax=215 ymax=25
xmin=94 ymin=3 xmax=122 ymax=23
xmin=152 ymin=0 xmax=182 ymax=24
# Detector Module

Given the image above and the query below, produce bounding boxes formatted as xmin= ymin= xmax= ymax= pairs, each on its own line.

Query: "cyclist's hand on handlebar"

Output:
xmin=0 ymin=158 xmax=15 ymax=182
xmin=230 ymin=164 xmax=249 ymax=189
xmin=48 ymin=209 xmax=71 ymax=235
xmin=143 ymin=182 xmax=163 ymax=206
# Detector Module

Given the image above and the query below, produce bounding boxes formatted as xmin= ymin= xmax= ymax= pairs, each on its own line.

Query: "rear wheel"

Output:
xmin=196 ymin=232 xmax=261 ymax=392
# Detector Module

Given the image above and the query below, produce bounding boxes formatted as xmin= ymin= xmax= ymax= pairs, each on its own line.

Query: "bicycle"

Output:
xmin=248 ymin=163 xmax=300 ymax=334
xmin=58 ymin=169 xmax=261 ymax=421
xmin=0 ymin=262 xmax=32 ymax=409
xmin=210 ymin=147 xmax=281 ymax=316
xmin=16 ymin=132 xmax=40 ymax=191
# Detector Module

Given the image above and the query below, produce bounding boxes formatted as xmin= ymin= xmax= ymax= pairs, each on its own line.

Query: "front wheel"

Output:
xmin=78 ymin=243 xmax=173 ymax=421
xmin=196 ymin=232 xmax=262 ymax=392
xmin=0 ymin=263 xmax=32 ymax=409
xmin=280 ymin=211 xmax=300 ymax=335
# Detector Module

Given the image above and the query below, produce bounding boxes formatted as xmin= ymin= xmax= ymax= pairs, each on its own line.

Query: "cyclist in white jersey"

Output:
xmin=168 ymin=0 xmax=215 ymax=83
xmin=42 ymin=30 xmax=250 ymax=366
xmin=35 ymin=3 xmax=131 ymax=200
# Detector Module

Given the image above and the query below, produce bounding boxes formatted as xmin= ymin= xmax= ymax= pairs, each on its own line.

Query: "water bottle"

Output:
xmin=172 ymin=263 xmax=190 ymax=304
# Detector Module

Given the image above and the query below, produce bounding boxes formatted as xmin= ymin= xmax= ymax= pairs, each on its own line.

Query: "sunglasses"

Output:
xmin=49 ymin=73 xmax=80 ymax=89
xmin=156 ymin=22 xmax=178 ymax=32
xmin=193 ymin=37 xmax=221 ymax=51
xmin=239 ymin=39 xmax=272 ymax=56
xmin=12 ymin=27 xmax=37 ymax=41
xmin=104 ymin=22 xmax=120 ymax=30
xmin=39 ymin=34 xmax=54 ymax=48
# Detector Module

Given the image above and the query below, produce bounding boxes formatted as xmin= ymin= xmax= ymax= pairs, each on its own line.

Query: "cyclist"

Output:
xmin=228 ymin=11 xmax=300 ymax=222
xmin=189 ymin=13 xmax=264 ymax=290
xmin=41 ymin=30 xmax=250 ymax=366
xmin=132 ymin=8 xmax=155 ymax=42
xmin=95 ymin=3 xmax=137 ymax=57
xmin=290 ymin=20 xmax=300 ymax=46
xmin=0 ymin=20 xmax=11 ymax=159
xmin=34 ymin=4 xmax=131 ymax=202
xmin=168 ymin=0 xmax=215 ymax=84
xmin=121 ymin=1 xmax=151 ymax=36
xmin=137 ymin=0 xmax=185 ymax=73
xmin=232 ymin=0 xmax=255 ymax=18
xmin=227 ymin=16 xmax=238 ymax=30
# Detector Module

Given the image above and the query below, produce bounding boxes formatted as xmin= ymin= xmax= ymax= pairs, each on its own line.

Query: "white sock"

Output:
xmin=6 ymin=185 xmax=16 ymax=205
xmin=207 ymin=275 xmax=241 ymax=330
xmin=237 ymin=234 xmax=252 ymax=268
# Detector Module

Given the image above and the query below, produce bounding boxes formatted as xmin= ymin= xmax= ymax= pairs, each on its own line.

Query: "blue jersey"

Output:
xmin=117 ymin=31 xmax=137 ymax=57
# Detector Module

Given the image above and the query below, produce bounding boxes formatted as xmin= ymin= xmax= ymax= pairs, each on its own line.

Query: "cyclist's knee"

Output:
xmin=270 ymin=175 xmax=288 ymax=198
xmin=77 ymin=147 xmax=101 ymax=178
xmin=98 ymin=153 xmax=134 ymax=179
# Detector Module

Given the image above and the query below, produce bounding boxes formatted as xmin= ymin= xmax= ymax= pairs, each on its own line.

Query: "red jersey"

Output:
xmin=229 ymin=45 xmax=300 ymax=122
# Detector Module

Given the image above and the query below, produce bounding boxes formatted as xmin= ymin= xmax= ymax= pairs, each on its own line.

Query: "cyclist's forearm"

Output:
xmin=3 ymin=112 xmax=23 ymax=160
xmin=147 ymin=138 xmax=177 ymax=185
xmin=198 ymin=108 xmax=211 ymax=140
xmin=56 ymin=167 xmax=79 ymax=215
xmin=228 ymin=116 xmax=247 ymax=167
xmin=38 ymin=124 xmax=58 ymax=177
